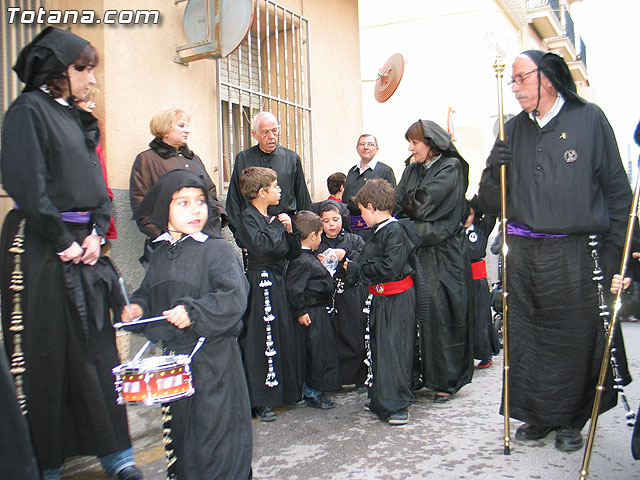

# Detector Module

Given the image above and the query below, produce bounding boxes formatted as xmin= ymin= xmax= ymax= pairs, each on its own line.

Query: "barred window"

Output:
xmin=218 ymin=0 xmax=312 ymax=192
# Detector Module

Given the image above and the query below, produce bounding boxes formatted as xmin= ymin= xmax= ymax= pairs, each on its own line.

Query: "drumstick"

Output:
xmin=113 ymin=315 xmax=168 ymax=329
xmin=119 ymin=277 xmax=132 ymax=309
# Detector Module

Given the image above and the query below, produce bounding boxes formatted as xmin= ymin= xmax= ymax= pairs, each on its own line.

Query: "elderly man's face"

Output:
xmin=356 ymin=135 xmax=378 ymax=164
xmin=511 ymin=56 xmax=542 ymax=114
xmin=253 ymin=116 xmax=279 ymax=154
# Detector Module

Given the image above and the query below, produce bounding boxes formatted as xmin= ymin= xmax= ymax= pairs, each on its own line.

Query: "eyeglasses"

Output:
xmin=357 ymin=142 xmax=377 ymax=148
xmin=258 ymin=128 xmax=278 ymax=138
xmin=508 ymin=69 xmax=538 ymax=86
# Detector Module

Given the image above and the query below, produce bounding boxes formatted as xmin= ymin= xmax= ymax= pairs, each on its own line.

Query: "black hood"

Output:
xmin=134 ymin=169 xmax=212 ymax=233
xmin=521 ymin=50 xmax=586 ymax=105
xmin=13 ymin=26 xmax=88 ymax=91
xmin=418 ymin=119 xmax=469 ymax=191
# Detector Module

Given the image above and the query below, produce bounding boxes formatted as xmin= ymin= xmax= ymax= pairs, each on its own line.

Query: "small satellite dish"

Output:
xmin=178 ymin=0 xmax=254 ymax=63
xmin=374 ymin=53 xmax=405 ymax=103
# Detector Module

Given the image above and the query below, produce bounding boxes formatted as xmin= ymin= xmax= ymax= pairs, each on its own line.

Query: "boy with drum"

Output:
xmin=121 ymin=169 xmax=252 ymax=479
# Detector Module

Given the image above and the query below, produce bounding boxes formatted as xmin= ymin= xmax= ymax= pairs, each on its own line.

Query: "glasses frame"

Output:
xmin=507 ymin=68 xmax=538 ymax=86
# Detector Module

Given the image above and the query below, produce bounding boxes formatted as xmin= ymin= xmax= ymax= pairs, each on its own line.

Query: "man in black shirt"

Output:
xmin=479 ymin=50 xmax=631 ymax=453
xmin=343 ymin=134 xmax=396 ymax=236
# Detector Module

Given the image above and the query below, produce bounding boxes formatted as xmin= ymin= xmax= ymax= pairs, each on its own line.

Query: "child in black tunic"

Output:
xmin=286 ymin=211 xmax=341 ymax=408
xmin=344 ymin=179 xmax=418 ymax=425
xmin=318 ymin=200 xmax=369 ymax=387
xmin=121 ymin=169 xmax=252 ymax=479
xmin=235 ymin=167 xmax=302 ymax=422
xmin=464 ymin=195 xmax=499 ymax=368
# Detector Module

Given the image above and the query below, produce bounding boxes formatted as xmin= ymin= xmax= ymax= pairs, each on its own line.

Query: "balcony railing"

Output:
xmin=577 ymin=37 xmax=587 ymax=69
xmin=563 ymin=9 xmax=575 ymax=50
xmin=526 ymin=0 xmax=561 ymax=23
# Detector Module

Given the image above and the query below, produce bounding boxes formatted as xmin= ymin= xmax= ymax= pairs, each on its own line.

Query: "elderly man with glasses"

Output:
xmin=478 ymin=50 xmax=632 ymax=453
xmin=226 ymin=111 xmax=312 ymax=236
xmin=343 ymin=134 xmax=397 ymax=238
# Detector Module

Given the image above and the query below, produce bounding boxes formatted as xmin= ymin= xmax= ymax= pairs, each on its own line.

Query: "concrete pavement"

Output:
xmin=61 ymin=321 xmax=640 ymax=480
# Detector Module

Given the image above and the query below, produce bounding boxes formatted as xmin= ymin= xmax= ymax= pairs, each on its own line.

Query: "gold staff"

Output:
xmin=579 ymin=160 xmax=640 ymax=480
xmin=493 ymin=55 xmax=510 ymax=456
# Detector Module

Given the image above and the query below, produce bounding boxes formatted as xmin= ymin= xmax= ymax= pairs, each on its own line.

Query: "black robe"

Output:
xmin=478 ymin=101 xmax=632 ymax=428
xmin=226 ymin=144 xmax=312 ymax=234
xmin=346 ymin=219 xmax=417 ymax=419
xmin=466 ymin=216 xmax=500 ymax=361
xmin=285 ymin=249 xmax=341 ymax=393
xmin=129 ymin=236 xmax=252 ymax=480
xmin=319 ymin=229 xmax=368 ymax=385
xmin=236 ymin=204 xmax=302 ymax=407
xmin=395 ymin=156 xmax=474 ymax=394
xmin=0 ymin=89 xmax=132 ymax=470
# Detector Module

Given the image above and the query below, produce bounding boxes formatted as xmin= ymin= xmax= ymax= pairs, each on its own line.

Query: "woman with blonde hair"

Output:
xmin=130 ymin=107 xmax=226 ymax=264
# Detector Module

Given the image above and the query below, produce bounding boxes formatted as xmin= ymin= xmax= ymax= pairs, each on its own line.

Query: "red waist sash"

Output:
xmin=368 ymin=275 xmax=414 ymax=296
xmin=471 ymin=259 xmax=487 ymax=280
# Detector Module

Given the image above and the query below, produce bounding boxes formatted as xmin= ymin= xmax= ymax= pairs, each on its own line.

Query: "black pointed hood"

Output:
xmin=521 ymin=49 xmax=586 ymax=105
xmin=13 ymin=26 xmax=89 ymax=91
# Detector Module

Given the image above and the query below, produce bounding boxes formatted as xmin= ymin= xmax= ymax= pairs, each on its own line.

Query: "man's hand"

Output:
xmin=80 ymin=234 xmax=102 ymax=265
xmin=298 ymin=313 xmax=311 ymax=327
xmin=121 ymin=304 xmax=143 ymax=322
xmin=487 ymin=139 xmax=512 ymax=178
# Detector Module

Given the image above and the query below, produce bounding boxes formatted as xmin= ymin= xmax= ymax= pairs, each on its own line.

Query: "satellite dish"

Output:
xmin=178 ymin=0 xmax=254 ymax=62
xmin=374 ymin=53 xmax=405 ymax=103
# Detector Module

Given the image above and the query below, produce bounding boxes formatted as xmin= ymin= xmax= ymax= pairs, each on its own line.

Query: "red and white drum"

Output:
xmin=113 ymin=355 xmax=195 ymax=406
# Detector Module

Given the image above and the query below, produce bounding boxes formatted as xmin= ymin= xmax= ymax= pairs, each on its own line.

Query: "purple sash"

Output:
xmin=507 ymin=221 xmax=566 ymax=238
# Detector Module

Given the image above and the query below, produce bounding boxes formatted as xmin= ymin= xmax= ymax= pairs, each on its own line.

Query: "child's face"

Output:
xmin=261 ymin=180 xmax=281 ymax=206
xmin=168 ymin=187 xmax=208 ymax=239
xmin=358 ymin=202 xmax=377 ymax=228
xmin=321 ymin=209 xmax=342 ymax=238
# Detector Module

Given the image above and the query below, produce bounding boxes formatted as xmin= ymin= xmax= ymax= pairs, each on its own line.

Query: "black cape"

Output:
xmin=285 ymin=249 xmax=341 ymax=392
xmin=396 ymin=153 xmax=474 ymax=394
xmin=236 ymin=204 xmax=302 ymax=407
xmin=346 ymin=219 xmax=417 ymax=418
xmin=318 ymin=229 xmax=368 ymax=385
xmin=129 ymin=237 xmax=252 ymax=480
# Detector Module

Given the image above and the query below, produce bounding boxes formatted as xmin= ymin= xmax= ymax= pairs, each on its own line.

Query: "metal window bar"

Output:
xmin=218 ymin=0 xmax=312 ymax=193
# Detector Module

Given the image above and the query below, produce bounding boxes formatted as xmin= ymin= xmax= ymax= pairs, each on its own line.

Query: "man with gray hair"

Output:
xmin=226 ymin=111 xmax=311 ymax=235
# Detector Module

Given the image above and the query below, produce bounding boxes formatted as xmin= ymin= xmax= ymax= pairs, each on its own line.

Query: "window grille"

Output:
xmin=217 ymin=0 xmax=312 ymax=192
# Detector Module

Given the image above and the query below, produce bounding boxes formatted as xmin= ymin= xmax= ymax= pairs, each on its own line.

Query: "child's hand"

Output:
xmin=611 ymin=274 xmax=632 ymax=295
xmin=342 ymin=259 xmax=351 ymax=271
xmin=317 ymin=253 xmax=325 ymax=263
xmin=163 ymin=305 xmax=191 ymax=329
xmin=278 ymin=213 xmax=293 ymax=233
xmin=121 ymin=304 xmax=143 ymax=322
xmin=298 ymin=313 xmax=311 ymax=326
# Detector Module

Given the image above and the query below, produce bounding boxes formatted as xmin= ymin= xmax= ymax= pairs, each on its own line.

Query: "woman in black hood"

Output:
xmin=395 ymin=119 xmax=475 ymax=402
xmin=0 ymin=27 xmax=141 ymax=480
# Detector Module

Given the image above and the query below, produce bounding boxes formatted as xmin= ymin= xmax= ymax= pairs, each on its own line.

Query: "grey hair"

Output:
xmin=251 ymin=111 xmax=279 ymax=131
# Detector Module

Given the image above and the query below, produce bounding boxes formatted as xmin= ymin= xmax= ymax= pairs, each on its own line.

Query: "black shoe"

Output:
xmin=515 ymin=423 xmax=557 ymax=441
xmin=288 ymin=398 xmax=307 ymax=408
xmin=305 ymin=394 xmax=335 ymax=409
xmin=388 ymin=408 xmax=409 ymax=425
xmin=554 ymin=426 xmax=584 ymax=452
xmin=363 ymin=402 xmax=371 ymax=412
xmin=117 ymin=466 xmax=143 ymax=480
xmin=254 ymin=406 xmax=276 ymax=422
xmin=433 ymin=393 xmax=451 ymax=403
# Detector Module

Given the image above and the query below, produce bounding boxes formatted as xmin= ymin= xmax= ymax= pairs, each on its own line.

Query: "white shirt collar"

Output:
xmin=374 ymin=216 xmax=397 ymax=233
xmin=40 ymin=85 xmax=69 ymax=106
xmin=357 ymin=158 xmax=378 ymax=174
xmin=153 ymin=232 xmax=209 ymax=244
xmin=530 ymin=94 xmax=565 ymax=128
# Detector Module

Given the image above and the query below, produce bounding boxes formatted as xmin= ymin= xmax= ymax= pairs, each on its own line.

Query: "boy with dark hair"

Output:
xmin=318 ymin=201 xmax=368 ymax=388
xmin=344 ymin=179 xmax=419 ymax=425
xmin=286 ymin=210 xmax=341 ymax=408
xmin=236 ymin=166 xmax=302 ymax=422
xmin=122 ymin=169 xmax=252 ymax=479
xmin=327 ymin=172 xmax=346 ymax=201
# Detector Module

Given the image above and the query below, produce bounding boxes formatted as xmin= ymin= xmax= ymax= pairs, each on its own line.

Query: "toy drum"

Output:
xmin=113 ymin=354 xmax=195 ymax=406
